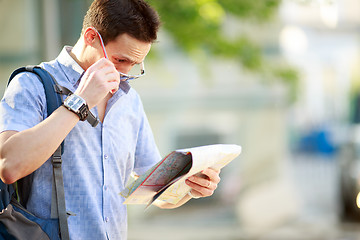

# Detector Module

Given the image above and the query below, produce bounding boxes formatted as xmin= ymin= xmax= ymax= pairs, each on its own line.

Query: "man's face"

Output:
xmin=96 ymin=32 xmax=151 ymax=77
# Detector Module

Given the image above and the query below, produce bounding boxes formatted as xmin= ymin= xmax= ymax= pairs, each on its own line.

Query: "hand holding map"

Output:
xmin=120 ymin=144 xmax=241 ymax=205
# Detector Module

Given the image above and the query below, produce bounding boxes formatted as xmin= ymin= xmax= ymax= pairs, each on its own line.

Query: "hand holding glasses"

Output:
xmin=91 ymin=27 xmax=145 ymax=81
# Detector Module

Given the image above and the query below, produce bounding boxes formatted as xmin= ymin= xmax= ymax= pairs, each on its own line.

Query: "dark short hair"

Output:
xmin=82 ymin=0 xmax=161 ymax=44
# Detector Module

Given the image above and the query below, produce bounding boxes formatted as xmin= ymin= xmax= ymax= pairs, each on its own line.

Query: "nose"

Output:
xmin=117 ymin=63 xmax=132 ymax=75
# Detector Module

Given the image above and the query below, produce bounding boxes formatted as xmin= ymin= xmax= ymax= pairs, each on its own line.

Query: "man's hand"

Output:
xmin=75 ymin=58 xmax=120 ymax=109
xmin=153 ymin=168 xmax=221 ymax=209
xmin=185 ymin=168 xmax=221 ymax=198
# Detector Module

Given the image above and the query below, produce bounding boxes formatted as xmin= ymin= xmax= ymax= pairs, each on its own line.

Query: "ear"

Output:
xmin=83 ymin=27 xmax=97 ymax=46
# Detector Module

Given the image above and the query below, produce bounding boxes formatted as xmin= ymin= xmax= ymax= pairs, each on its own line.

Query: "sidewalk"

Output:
xmin=128 ymin=155 xmax=360 ymax=240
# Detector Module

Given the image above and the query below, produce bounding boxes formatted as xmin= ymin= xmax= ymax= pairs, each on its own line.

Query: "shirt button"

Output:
xmin=104 ymin=154 xmax=109 ymax=159
xmin=104 ymin=185 xmax=108 ymax=191
xmin=105 ymin=217 xmax=109 ymax=222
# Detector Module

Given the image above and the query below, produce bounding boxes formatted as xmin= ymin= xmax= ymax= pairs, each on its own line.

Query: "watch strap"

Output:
xmin=77 ymin=103 xmax=89 ymax=121
xmin=86 ymin=111 xmax=99 ymax=127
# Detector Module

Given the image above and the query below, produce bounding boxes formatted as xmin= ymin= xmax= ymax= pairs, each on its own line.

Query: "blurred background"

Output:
xmin=1 ymin=0 xmax=360 ymax=239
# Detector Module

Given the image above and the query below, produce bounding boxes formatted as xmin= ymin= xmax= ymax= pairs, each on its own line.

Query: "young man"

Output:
xmin=0 ymin=0 xmax=220 ymax=239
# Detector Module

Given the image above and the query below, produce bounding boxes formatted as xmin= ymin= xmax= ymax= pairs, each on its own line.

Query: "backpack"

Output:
xmin=0 ymin=66 xmax=98 ymax=240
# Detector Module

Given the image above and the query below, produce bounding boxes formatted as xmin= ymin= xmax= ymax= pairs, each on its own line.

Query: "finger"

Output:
xmin=80 ymin=69 xmax=119 ymax=94
xmin=91 ymin=57 xmax=114 ymax=69
xmin=188 ymin=189 xmax=201 ymax=198
xmin=92 ymin=68 xmax=120 ymax=91
xmin=187 ymin=175 xmax=209 ymax=188
xmin=87 ymin=59 xmax=118 ymax=79
xmin=185 ymin=179 xmax=214 ymax=197
xmin=201 ymin=168 xmax=221 ymax=184
xmin=108 ymin=81 xmax=120 ymax=93
xmin=187 ymin=174 xmax=218 ymax=191
xmin=103 ymin=71 xmax=120 ymax=83
xmin=95 ymin=65 xmax=119 ymax=78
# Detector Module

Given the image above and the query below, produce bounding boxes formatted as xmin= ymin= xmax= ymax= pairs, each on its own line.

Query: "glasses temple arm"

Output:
xmin=90 ymin=27 xmax=108 ymax=59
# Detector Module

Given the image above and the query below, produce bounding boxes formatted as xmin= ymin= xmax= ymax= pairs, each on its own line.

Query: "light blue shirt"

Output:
xmin=0 ymin=46 xmax=161 ymax=239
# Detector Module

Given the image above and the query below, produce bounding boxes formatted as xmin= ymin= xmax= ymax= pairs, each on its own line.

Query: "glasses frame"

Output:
xmin=91 ymin=27 xmax=145 ymax=81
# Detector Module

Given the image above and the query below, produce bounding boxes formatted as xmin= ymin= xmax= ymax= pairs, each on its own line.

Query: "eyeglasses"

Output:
xmin=91 ymin=27 xmax=145 ymax=81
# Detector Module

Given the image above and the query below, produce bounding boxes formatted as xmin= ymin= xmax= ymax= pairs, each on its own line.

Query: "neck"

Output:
xmin=70 ymin=37 xmax=93 ymax=70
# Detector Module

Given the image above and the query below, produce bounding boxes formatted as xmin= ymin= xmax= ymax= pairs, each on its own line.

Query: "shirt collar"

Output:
xmin=56 ymin=46 xmax=131 ymax=94
xmin=56 ymin=46 xmax=84 ymax=87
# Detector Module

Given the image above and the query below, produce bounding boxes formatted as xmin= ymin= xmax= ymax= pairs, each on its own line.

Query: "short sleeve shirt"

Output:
xmin=0 ymin=46 xmax=161 ymax=240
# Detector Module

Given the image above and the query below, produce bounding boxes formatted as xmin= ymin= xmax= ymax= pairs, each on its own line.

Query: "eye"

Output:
xmin=116 ymin=58 xmax=127 ymax=63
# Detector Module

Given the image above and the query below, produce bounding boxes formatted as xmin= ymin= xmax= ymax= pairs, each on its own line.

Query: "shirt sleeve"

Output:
xmin=0 ymin=72 xmax=46 ymax=133
xmin=133 ymin=101 xmax=161 ymax=176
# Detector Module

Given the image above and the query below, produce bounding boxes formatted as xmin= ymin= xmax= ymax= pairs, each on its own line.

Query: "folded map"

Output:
xmin=120 ymin=144 xmax=242 ymax=205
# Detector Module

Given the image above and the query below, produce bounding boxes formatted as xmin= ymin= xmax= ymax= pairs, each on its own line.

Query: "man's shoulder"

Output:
xmin=8 ymin=69 xmax=46 ymax=95
xmin=8 ymin=58 xmax=59 ymax=88
xmin=39 ymin=60 xmax=62 ymax=79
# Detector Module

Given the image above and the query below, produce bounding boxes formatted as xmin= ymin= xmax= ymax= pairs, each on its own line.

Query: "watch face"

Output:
xmin=66 ymin=95 xmax=85 ymax=112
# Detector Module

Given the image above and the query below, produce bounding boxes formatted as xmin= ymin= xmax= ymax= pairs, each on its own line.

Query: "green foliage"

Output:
xmin=149 ymin=0 xmax=279 ymax=70
xmin=148 ymin=0 xmax=299 ymax=100
xmin=218 ymin=0 xmax=281 ymax=20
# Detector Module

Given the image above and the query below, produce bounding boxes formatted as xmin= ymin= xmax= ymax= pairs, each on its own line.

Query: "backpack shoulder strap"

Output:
xmin=9 ymin=66 xmax=65 ymax=152
xmin=9 ymin=65 xmax=63 ymax=117
xmin=51 ymin=146 xmax=70 ymax=240
xmin=8 ymin=66 xmax=70 ymax=240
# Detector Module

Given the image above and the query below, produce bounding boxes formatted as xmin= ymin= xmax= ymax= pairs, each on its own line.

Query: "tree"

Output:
xmin=148 ymin=0 xmax=298 ymax=99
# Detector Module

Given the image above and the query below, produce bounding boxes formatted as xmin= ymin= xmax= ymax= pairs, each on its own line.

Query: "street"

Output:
xmin=128 ymin=154 xmax=360 ymax=240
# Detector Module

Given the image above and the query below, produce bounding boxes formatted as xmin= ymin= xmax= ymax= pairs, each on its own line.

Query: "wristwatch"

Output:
xmin=63 ymin=94 xmax=89 ymax=121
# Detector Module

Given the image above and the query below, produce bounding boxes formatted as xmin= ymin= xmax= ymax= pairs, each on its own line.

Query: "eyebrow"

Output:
xmin=115 ymin=54 xmax=142 ymax=65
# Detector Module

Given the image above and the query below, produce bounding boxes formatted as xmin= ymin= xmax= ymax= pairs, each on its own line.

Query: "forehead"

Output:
xmin=106 ymin=33 xmax=152 ymax=63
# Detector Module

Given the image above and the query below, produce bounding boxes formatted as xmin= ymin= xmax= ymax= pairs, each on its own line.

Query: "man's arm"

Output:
xmin=0 ymin=58 xmax=120 ymax=184
xmin=0 ymin=107 xmax=80 ymax=184
xmin=154 ymin=168 xmax=221 ymax=209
